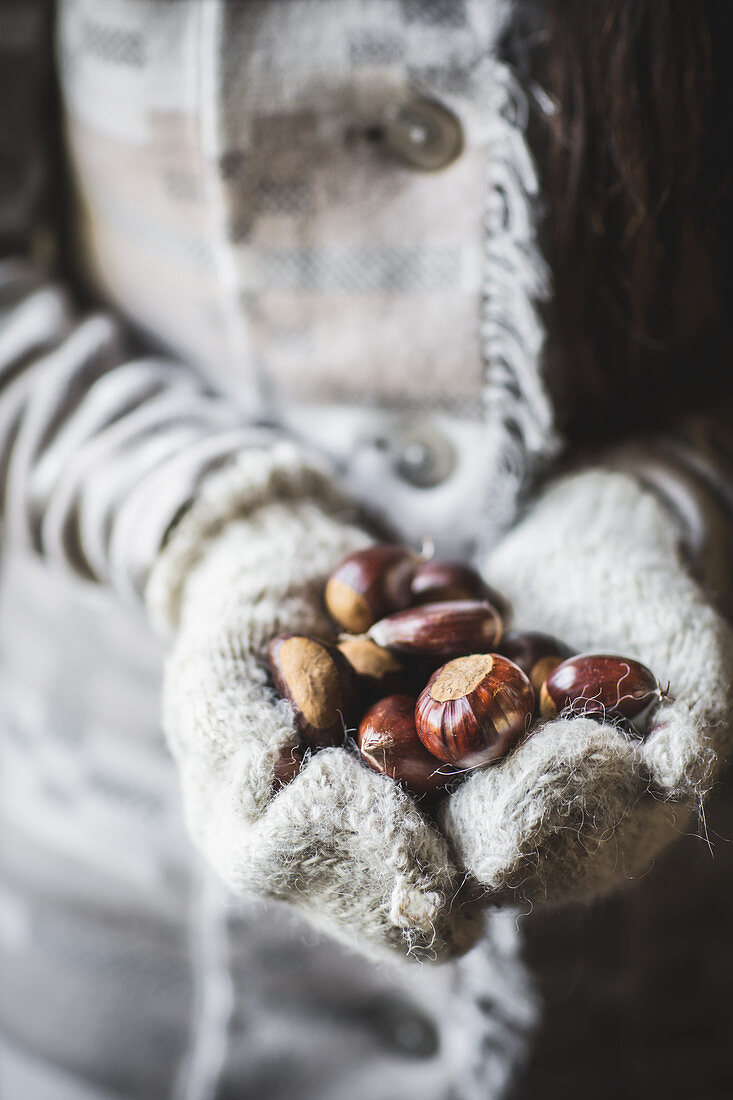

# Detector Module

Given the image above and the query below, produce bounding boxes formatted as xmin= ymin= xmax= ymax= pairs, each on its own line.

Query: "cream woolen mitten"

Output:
xmin=442 ymin=468 xmax=733 ymax=904
xmin=146 ymin=445 xmax=484 ymax=962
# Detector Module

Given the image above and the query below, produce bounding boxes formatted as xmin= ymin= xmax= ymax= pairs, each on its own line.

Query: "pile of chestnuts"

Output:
xmin=267 ymin=543 xmax=667 ymax=802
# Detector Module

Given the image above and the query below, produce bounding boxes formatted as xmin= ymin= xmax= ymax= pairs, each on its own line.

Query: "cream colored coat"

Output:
xmin=1 ymin=2 xmax=732 ymax=1098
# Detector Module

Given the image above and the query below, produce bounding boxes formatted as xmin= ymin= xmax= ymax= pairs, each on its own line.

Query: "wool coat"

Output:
xmin=1 ymin=2 xmax=732 ymax=1098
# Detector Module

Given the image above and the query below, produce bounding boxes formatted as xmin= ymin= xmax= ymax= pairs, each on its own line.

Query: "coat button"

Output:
xmin=364 ymin=996 xmax=439 ymax=1057
xmin=382 ymin=96 xmax=464 ymax=171
xmin=382 ymin=419 xmax=457 ymax=488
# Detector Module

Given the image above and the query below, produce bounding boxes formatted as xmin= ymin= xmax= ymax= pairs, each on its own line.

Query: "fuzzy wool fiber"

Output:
xmin=149 ymin=455 xmax=733 ymax=961
xmin=443 ymin=469 xmax=733 ymax=904
xmin=147 ymin=445 xmax=485 ymax=962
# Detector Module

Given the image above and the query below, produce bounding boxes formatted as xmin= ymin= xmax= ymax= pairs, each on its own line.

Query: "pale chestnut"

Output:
xmin=337 ymin=634 xmax=409 ymax=700
xmin=267 ymin=633 xmax=357 ymax=749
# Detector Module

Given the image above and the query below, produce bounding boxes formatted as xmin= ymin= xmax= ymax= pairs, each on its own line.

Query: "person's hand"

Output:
xmin=442 ymin=469 xmax=733 ymax=904
xmin=147 ymin=449 xmax=484 ymax=962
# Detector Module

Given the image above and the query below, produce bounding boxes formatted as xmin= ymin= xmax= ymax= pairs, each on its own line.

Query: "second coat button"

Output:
xmin=376 ymin=418 xmax=457 ymax=489
xmin=382 ymin=96 xmax=464 ymax=171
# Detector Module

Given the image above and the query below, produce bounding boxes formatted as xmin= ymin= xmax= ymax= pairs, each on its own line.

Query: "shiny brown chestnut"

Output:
xmin=415 ymin=653 xmax=534 ymax=768
xmin=325 ymin=544 xmax=419 ymax=634
xmin=410 ymin=559 xmax=490 ymax=601
xmin=539 ymin=653 xmax=664 ymax=724
xmin=411 ymin=559 xmax=510 ymax=618
xmin=368 ymin=599 xmax=503 ymax=659
xmin=500 ymin=631 xmax=575 ymax=695
xmin=272 ymin=743 xmax=303 ymax=790
xmin=337 ymin=635 xmax=409 ymax=700
xmin=267 ymin=633 xmax=356 ymax=749
xmin=358 ymin=694 xmax=454 ymax=798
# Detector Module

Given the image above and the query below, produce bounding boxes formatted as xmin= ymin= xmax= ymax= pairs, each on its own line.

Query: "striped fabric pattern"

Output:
xmin=0 ymin=3 xmax=541 ymax=1098
xmin=1 ymin=2 xmax=733 ymax=1098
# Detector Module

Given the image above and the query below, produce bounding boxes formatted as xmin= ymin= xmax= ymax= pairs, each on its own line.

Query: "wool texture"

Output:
xmin=479 ymin=59 xmax=561 ymax=543
xmin=448 ymin=908 xmax=540 ymax=1100
xmin=147 ymin=456 xmax=485 ymax=962
xmin=146 ymin=441 xmax=354 ymax=635
xmin=443 ymin=469 xmax=733 ymax=904
xmin=150 ymin=459 xmax=733 ymax=960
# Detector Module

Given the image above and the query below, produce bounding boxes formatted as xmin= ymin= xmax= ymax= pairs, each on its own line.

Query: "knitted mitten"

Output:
xmin=146 ymin=445 xmax=484 ymax=962
xmin=442 ymin=469 xmax=733 ymax=903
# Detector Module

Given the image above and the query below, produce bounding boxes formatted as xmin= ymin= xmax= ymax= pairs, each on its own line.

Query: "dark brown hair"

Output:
xmin=522 ymin=1 xmax=733 ymax=441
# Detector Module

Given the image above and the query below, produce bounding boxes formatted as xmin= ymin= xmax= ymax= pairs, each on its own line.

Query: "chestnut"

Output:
xmin=539 ymin=653 xmax=665 ymax=725
xmin=358 ymin=694 xmax=453 ymax=798
xmin=411 ymin=559 xmax=510 ymax=618
xmin=500 ymin=631 xmax=575 ymax=694
xmin=272 ymin=744 xmax=303 ymax=789
xmin=267 ymin=633 xmax=357 ymax=749
xmin=415 ymin=653 xmax=534 ymax=768
xmin=337 ymin=635 xmax=409 ymax=700
xmin=368 ymin=599 xmax=503 ymax=659
xmin=324 ymin=544 xmax=419 ymax=634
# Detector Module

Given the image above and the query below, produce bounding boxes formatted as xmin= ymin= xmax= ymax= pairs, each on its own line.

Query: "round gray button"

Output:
xmin=365 ymin=996 xmax=439 ymax=1057
xmin=383 ymin=96 xmax=464 ymax=171
xmin=386 ymin=419 xmax=457 ymax=489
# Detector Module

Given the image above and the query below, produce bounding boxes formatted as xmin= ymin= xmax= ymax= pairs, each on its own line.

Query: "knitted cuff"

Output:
xmin=604 ymin=438 xmax=733 ymax=622
xmin=145 ymin=441 xmax=352 ymax=636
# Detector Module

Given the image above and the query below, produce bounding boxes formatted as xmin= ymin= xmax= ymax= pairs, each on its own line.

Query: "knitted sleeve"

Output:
xmin=604 ymin=391 xmax=733 ymax=625
xmin=0 ymin=2 xmax=339 ymax=606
